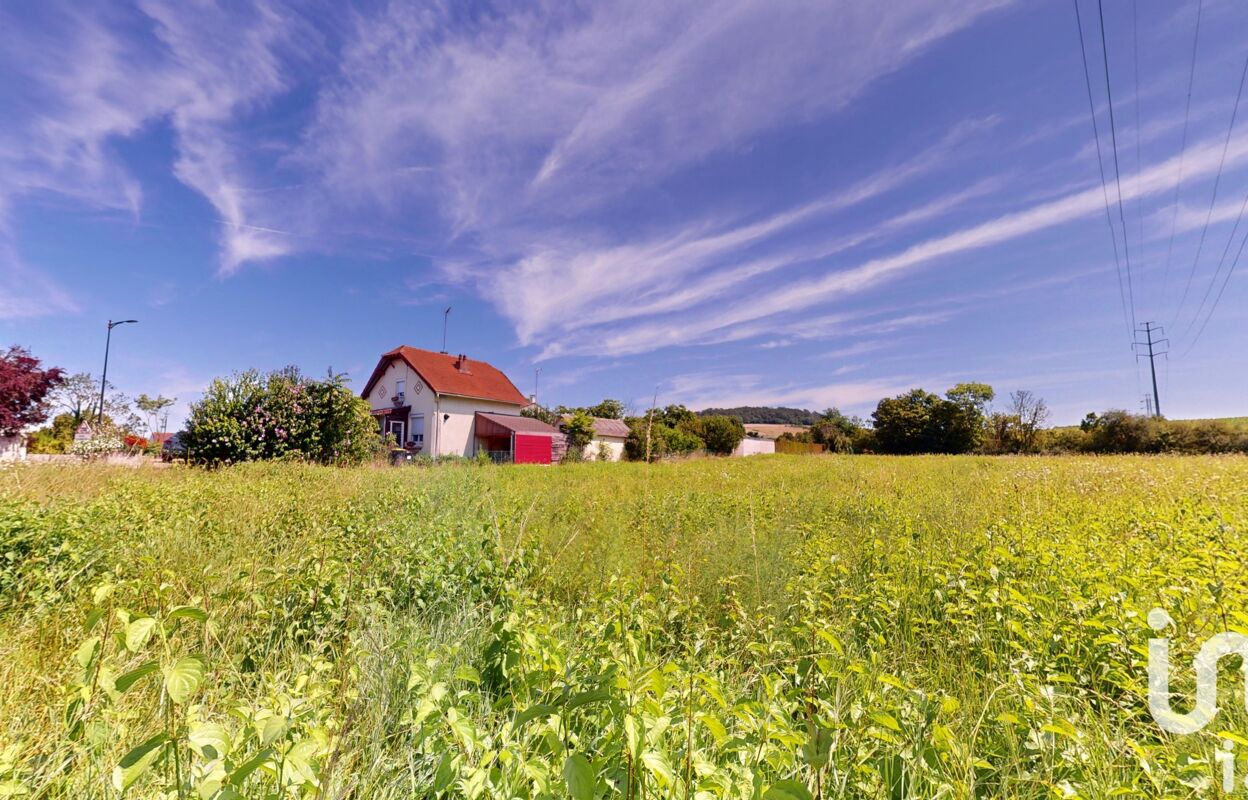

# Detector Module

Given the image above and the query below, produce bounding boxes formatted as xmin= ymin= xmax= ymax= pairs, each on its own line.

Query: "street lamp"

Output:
xmin=98 ymin=319 xmax=138 ymax=426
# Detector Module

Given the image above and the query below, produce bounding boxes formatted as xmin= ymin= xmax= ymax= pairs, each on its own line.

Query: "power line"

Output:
xmin=1182 ymin=186 xmax=1248 ymax=340
xmin=1171 ymin=50 xmax=1248 ymax=328
xmin=1131 ymin=1 xmax=1147 ymax=312
xmin=1159 ymin=0 xmax=1203 ymax=303
xmin=1073 ymin=0 xmax=1134 ymax=342
xmin=1182 ymin=219 xmax=1248 ymax=356
xmin=1096 ymin=0 xmax=1139 ymax=333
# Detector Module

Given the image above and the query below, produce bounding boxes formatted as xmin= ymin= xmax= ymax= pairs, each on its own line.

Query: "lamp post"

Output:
xmin=98 ymin=319 xmax=138 ymax=425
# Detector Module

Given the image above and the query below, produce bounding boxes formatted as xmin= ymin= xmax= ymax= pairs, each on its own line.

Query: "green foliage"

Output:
xmin=26 ymin=413 xmax=80 ymax=454
xmin=560 ymin=410 xmax=596 ymax=462
xmin=2 ymin=457 xmax=1247 ymax=798
xmin=520 ymin=404 xmax=558 ymax=425
xmin=697 ymin=406 xmax=819 ymax=425
xmin=872 ymin=384 xmax=994 ymax=454
xmin=699 ymin=414 xmax=745 ymax=455
xmin=623 ymin=407 xmax=706 ymax=460
xmin=1050 ymin=412 xmax=1248 ymax=454
xmin=182 ymin=368 xmax=379 ymax=465
xmin=584 ymin=399 xmax=625 ymax=420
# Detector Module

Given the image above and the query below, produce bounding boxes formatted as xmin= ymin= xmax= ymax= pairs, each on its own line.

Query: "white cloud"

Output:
xmin=540 ymin=129 xmax=1248 ymax=358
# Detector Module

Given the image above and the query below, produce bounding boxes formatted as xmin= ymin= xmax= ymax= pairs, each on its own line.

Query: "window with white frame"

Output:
xmin=409 ymin=414 xmax=425 ymax=445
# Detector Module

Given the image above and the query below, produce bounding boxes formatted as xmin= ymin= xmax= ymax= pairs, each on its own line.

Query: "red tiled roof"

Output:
xmin=361 ymin=346 xmax=529 ymax=406
xmin=475 ymin=412 xmax=562 ymax=437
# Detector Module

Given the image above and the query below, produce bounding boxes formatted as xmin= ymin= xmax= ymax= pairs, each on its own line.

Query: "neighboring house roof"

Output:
xmin=475 ymin=412 xmax=562 ymax=437
xmin=560 ymin=415 xmax=631 ymax=439
xmin=149 ymin=432 xmax=174 ymax=445
xmin=589 ymin=417 xmax=630 ymax=439
xmin=361 ymin=346 xmax=529 ymax=406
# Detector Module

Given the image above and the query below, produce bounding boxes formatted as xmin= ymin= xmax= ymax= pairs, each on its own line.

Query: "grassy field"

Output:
xmin=1 ymin=455 xmax=1247 ymax=798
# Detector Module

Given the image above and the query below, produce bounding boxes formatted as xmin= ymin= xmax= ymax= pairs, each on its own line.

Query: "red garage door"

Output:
xmin=513 ymin=433 xmax=552 ymax=465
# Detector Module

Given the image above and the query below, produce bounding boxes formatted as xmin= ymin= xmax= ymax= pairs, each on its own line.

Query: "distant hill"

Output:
xmin=697 ymin=406 xmax=820 ymax=425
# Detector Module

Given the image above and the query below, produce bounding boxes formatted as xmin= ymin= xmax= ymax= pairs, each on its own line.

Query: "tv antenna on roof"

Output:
xmin=441 ymin=306 xmax=452 ymax=353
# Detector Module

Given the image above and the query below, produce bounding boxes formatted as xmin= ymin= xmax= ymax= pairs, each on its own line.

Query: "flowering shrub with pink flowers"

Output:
xmin=182 ymin=368 xmax=379 ymax=465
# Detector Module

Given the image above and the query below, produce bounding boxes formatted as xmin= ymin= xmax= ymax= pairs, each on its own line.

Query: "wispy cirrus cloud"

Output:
xmin=0 ymin=0 xmax=309 ymax=309
xmin=538 ymin=128 xmax=1248 ymax=359
xmin=299 ymin=0 xmax=1011 ymax=229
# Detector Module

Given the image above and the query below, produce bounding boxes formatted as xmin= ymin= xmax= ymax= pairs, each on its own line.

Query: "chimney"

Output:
xmin=455 ymin=354 xmax=471 ymax=374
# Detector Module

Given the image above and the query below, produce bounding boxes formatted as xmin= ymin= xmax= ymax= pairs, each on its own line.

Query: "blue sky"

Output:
xmin=3 ymin=0 xmax=1247 ymax=426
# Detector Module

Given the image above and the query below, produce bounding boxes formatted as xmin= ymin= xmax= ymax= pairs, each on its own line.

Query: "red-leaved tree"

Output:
xmin=0 ymin=346 xmax=64 ymax=436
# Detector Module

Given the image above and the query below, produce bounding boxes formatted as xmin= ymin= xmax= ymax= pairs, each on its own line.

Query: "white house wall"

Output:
xmin=733 ymin=438 xmax=775 ymax=457
xmin=0 ymin=435 xmax=25 ymax=462
xmin=366 ymin=361 xmax=436 ymax=449
xmin=437 ymin=394 xmax=525 ymax=457
xmin=583 ymin=436 xmax=626 ymax=462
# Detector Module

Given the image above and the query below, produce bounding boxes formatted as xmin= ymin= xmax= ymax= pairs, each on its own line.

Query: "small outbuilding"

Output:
xmin=584 ymin=417 xmax=629 ymax=461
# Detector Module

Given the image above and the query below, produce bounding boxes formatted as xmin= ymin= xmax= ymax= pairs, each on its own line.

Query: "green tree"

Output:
xmin=811 ymin=407 xmax=865 ymax=453
xmin=135 ymin=394 xmax=176 ymax=437
xmin=941 ymin=382 xmax=995 ymax=453
xmin=521 ymin=404 xmax=558 ymax=425
xmin=872 ymin=384 xmax=994 ymax=454
xmin=871 ymin=389 xmax=945 ymax=454
xmin=622 ymin=414 xmax=705 ymax=461
xmin=585 ymin=399 xmax=625 ymax=419
xmin=560 ymin=410 xmax=596 ymax=462
xmin=700 ymin=414 xmax=745 ymax=455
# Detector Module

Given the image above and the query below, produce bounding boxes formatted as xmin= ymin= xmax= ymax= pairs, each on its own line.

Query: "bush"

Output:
xmin=700 ymin=414 xmax=745 ymax=455
xmin=560 ymin=410 xmax=596 ymax=463
xmin=183 ymin=368 xmax=379 ymax=466
xmin=1042 ymin=412 xmax=1248 ymax=455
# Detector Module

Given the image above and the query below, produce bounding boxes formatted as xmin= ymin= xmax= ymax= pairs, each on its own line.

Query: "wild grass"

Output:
xmin=0 ymin=455 xmax=1246 ymax=798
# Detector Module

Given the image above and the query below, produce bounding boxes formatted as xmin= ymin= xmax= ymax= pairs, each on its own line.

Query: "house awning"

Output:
xmin=371 ymin=405 xmax=410 ymax=417
xmin=475 ymin=412 xmax=561 ymax=438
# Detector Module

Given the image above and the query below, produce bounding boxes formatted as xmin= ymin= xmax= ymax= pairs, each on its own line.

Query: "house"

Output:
xmin=569 ymin=416 xmax=629 ymax=461
xmin=732 ymin=438 xmax=775 ymax=456
xmin=361 ymin=346 xmax=561 ymax=464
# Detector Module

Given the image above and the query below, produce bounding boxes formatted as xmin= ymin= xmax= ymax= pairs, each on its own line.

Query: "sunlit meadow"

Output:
xmin=1 ymin=455 xmax=1246 ymax=798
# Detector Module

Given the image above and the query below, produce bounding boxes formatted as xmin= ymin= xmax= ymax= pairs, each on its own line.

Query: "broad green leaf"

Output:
xmin=764 ymin=780 xmax=814 ymax=800
xmin=258 ymin=715 xmax=288 ymax=746
xmin=869 ymin=711 xmax=902 ymax=732
xmin=227 ymin=748 xmax=273 ymax=787
xmin=187 ymin=722 xmax=231 ymax=760
xmin=453 ymin=665 xmax=481 ymax=685
xmin=92 ymin=583 xmax=114 ymax=605
xmin=115 ymin=661 xmax=159 ymax=695
xmin=124 ymin=618 xmax=157 ymax=652
xmin=567 ymin=688 xmax=612 ymax=709
xmin=510 ymin=704 xmax=553 ymax=730
xmin=163 ymin=655 xmax=207 ymax=704
xmin=699 ymin=713 xmax=728 ymax=743
xmin=641 ymin=750 xmax=674 ymax=787
xmin=282 ymin=739 xmax=320 ymax=786
xmin=166 ymin=605 xmax=209 ymax=624
xmin=74 ymin=637 xmax=101 ymax=672
xmin=562 ymin=754 xmax=595 ymax=800
xmin=112 ymin=733 xmax=168 ymax=792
